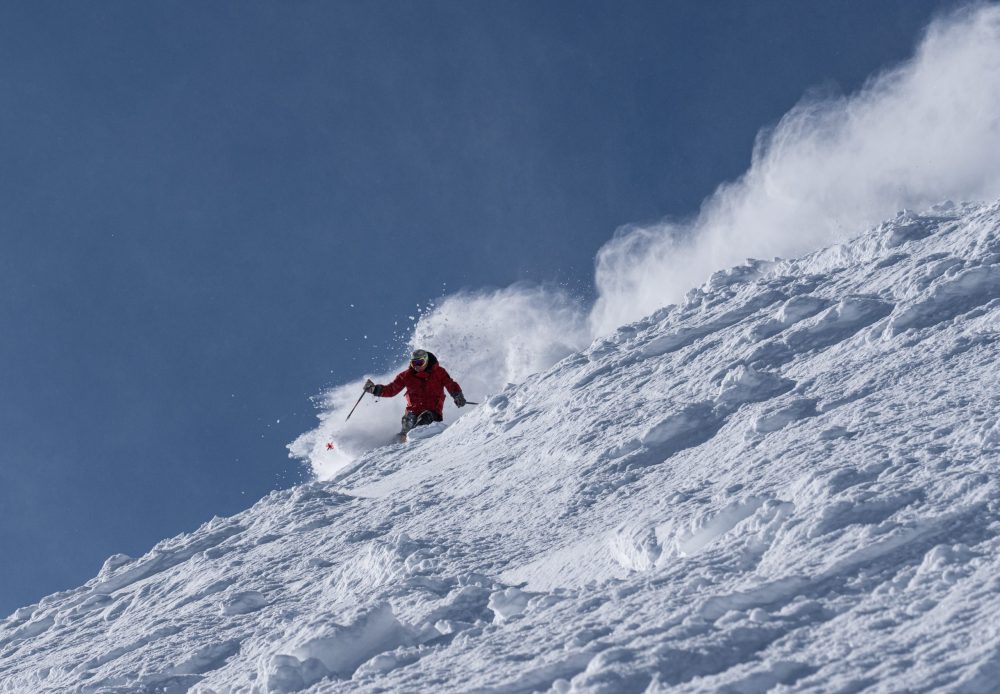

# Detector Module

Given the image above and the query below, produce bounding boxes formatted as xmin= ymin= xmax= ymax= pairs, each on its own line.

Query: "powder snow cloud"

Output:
xmin=294 ymin=3 xmax=1000 ymax=478
xmin=590 ymin=3 xmax=1000 ymax=334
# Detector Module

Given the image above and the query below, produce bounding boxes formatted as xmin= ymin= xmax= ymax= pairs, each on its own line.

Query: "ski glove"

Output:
xmin=363 ymin=379 xmax=382 ymax=396
xmin=453 ymin=392 xmax=466 ymax=407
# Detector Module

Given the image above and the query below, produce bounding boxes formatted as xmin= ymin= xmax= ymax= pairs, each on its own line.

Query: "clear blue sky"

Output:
xmin=0 ymin=1 xmax=961 ymax=615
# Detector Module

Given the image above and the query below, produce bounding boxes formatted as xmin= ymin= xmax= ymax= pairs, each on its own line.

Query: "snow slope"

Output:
xmin=2 ymin=202 xmax=999 ymax=692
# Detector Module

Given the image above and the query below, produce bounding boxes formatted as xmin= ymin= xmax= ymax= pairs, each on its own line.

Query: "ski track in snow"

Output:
xmin=2 ymin=202 xmax=1000 ymax=692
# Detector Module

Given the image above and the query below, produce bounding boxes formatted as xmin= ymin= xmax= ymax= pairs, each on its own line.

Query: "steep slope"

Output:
xmin=2 ymin=202 xmax=998 ymax=693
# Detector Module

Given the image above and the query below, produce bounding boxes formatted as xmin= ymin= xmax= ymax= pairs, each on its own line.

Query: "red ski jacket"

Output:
xmin=377 ymin=363 xmax=462 ymax=415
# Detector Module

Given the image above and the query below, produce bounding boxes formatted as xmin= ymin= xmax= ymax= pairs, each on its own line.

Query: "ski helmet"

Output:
xmin=410 ymin=349 xmax=429 ymax=368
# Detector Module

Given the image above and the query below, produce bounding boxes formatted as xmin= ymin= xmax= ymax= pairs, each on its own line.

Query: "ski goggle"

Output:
xmin=410 ymin=357 xmax=427 ymax=368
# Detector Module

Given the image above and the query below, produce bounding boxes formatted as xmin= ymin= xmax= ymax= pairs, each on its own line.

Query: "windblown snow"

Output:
xmin=3 ymin=202 xmax=999 ymax=692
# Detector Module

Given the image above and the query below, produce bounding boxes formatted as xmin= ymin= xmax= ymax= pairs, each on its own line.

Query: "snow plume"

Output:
xmin=408 ymin=284 xmax=590 ymax=397
xmin=294 ymin=5 xmax=1000 ymax=476
xmin=289 ymin=284 xmax=589 ymax=480
xmin=591 ymin=3 xmax=1000 ymax=335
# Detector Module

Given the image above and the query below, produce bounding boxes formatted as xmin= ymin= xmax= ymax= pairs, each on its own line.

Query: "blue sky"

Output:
xmin=0 ymin=1 xmax=965 ymax=615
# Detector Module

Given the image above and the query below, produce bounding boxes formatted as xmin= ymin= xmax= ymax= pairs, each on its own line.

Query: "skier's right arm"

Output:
xmin=367 ymin=372 xmax=406 ymax=398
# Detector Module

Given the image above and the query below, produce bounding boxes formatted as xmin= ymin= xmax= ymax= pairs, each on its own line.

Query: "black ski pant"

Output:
xmin=400 ymin=410 xmax=442 ymax=435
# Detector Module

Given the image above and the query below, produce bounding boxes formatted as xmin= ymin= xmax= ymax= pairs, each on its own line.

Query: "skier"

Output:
xmin=364 ymin=349 xmax=466 ymax=441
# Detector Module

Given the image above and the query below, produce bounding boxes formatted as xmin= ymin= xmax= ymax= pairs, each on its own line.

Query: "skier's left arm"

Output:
xmin=439 ymin=368 xmax=466 ymax=407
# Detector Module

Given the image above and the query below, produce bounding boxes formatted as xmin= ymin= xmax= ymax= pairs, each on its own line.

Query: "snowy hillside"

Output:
xmin=2 ymin=202 xmax=999 ymax=692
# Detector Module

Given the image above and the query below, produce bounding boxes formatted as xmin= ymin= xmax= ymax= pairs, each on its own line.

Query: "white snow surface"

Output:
xmin=3 ymin=202 xmax=1000 ymax=692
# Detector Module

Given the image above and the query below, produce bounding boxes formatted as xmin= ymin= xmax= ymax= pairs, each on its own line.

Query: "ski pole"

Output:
xmin=346 ymin=389 xmax=367 ymax=421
